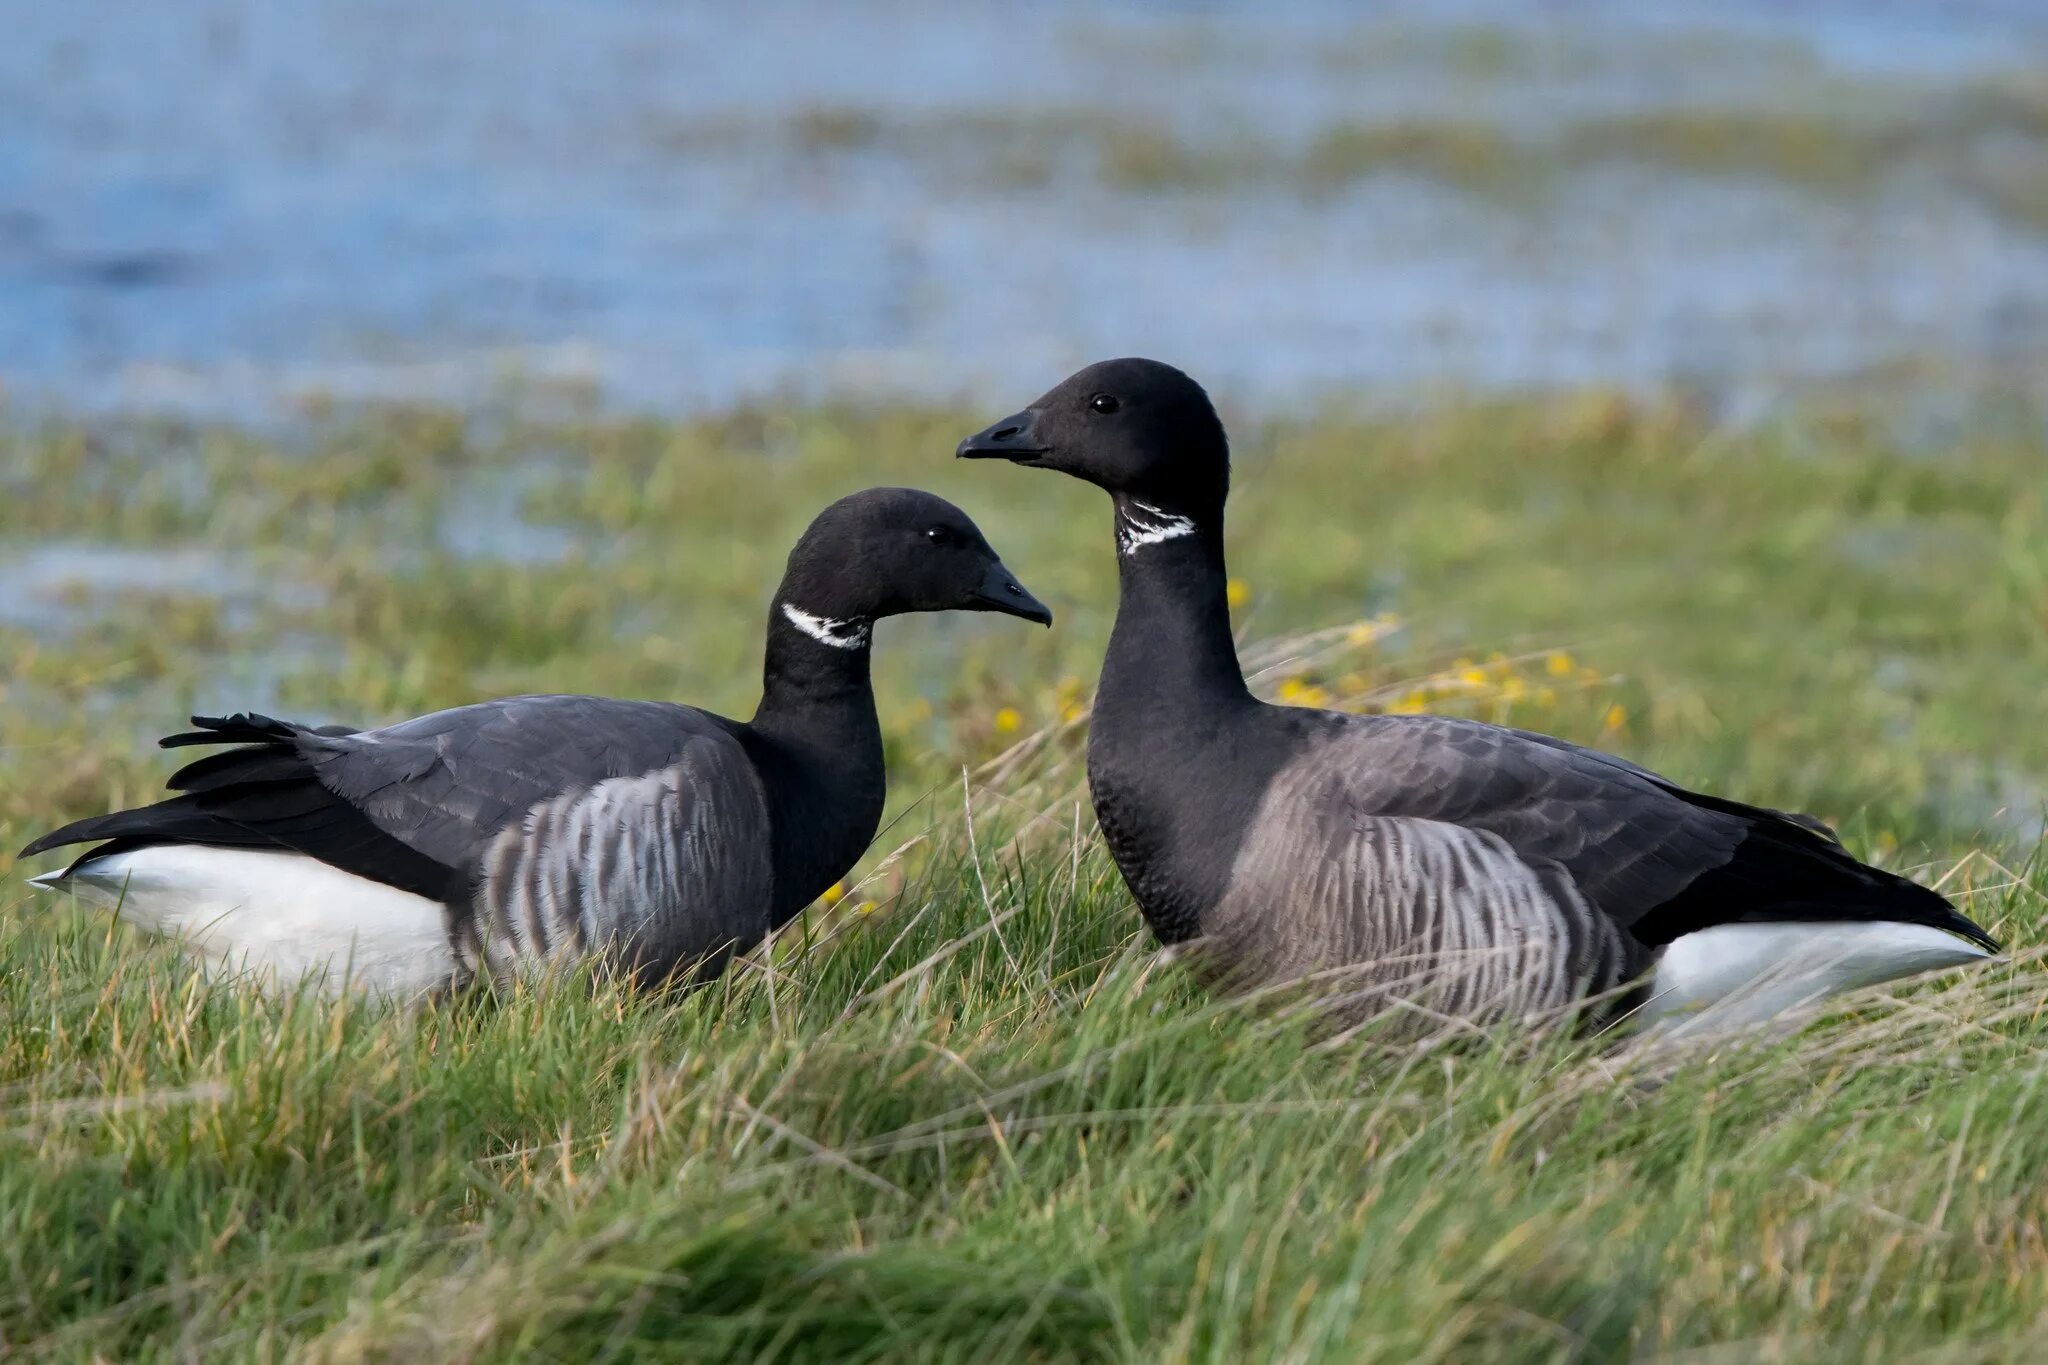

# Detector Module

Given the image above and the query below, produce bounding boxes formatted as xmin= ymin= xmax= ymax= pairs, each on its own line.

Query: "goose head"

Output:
xmin=777 ymin=487 xmax=1052 ymax=631
xmin=957 ymin=358 xmax=1229 ymax=524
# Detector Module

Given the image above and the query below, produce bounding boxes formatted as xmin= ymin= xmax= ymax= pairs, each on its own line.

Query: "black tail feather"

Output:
xmin=1640 ymin=800 xmax=2002 ymax=955
xmin=158 ymin=712 xmax=303 ymax=750
xmin=19 ymin=796 xmax=284 ymax=861
xmin=159 ymin=714 xmax=361 ymax=790
xmin=21 ymin=713 xmax=448 ymax=899
xmin=167 ymin=747 xmax=312 ymax=793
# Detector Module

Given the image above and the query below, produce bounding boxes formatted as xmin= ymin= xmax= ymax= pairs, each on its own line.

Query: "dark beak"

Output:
xmin=956 ymin=409 xmax=1048 ymax=463
xmin=970 ymin=558 xmax=1053 ymax=626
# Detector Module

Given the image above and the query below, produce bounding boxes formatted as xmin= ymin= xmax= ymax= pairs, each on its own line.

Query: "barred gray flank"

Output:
xmin=1202 ymin=723 xmax=1647 ymax=1024
xmin=453 ymin=734 xmax=773 ymax=987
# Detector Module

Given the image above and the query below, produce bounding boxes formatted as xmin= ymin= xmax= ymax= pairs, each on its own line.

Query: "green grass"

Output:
xmin=3 ymin=389 xmax=2047 ymax=1359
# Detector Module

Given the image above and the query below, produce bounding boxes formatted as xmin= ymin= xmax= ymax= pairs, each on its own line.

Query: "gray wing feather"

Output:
xmin=1496 ymin=723 xmax=1843 ymax=846
xmin=295 ymin=695 xmax=733 ymax=872
xmin=1313 ymin=715 xmax=1754 ymax=935
xmin=457 ymin=730 xmax=772 ymax=986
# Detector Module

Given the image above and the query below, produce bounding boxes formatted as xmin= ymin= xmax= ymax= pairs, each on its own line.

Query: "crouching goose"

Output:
xmin=959 ymin=359 xmax=1997 ymax=1030
xmin=21 ymin=487 xmax=1051 ymax=997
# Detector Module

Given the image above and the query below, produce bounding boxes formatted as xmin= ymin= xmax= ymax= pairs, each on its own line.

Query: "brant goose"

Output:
xmin=960 ymin=359 xmax=1996 ymax=1029
xmin=21 ymin=488 xmax=1051 ymax=997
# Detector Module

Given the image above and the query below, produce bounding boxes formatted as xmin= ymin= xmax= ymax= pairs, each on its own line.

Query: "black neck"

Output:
xmin=1097 ymin=495 xmax=1253 ymax=722
xmin=751 ymin=596 xmax=877 ymax=734
xmin=1086 ymin=492 xmax=1272 ymax=948
xmin=744 ymin=594 xmax=887 ymax=925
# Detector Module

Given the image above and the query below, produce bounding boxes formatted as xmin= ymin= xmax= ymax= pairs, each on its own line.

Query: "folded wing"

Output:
xmin=24 ymin=696 xmax=734 ymax=890
xmin=1320 ymin=714 xmax=1993 ymax=952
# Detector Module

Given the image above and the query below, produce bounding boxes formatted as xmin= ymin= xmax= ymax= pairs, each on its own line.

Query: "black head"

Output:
xmin=777 ymin=487 xmax=1051 ymax=628
xmin=956 ymin=358 xmax=1229 ymax=515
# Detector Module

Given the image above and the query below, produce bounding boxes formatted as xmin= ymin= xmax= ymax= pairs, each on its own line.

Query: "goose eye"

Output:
xmin=1089 ymin=393 xmax=1120 ymax=415
xmin=926 ymin=526 xmax=958 ymax=546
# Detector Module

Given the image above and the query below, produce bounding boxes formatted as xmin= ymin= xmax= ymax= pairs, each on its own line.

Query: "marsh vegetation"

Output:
xmin=4 ymin=391 xmax=2045 ymax=1358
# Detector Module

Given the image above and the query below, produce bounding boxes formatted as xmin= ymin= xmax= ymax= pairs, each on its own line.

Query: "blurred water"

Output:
xmin=2 ymin=0 xmax=2046 ymax=416
xmin=0 ymin=543 xmax=255 ymax=633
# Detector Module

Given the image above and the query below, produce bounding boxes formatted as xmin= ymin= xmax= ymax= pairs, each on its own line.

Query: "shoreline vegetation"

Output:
xmin=4 ymin=389 xmax=2046 ymax=1358
xmin=646 ymin=70 xmax=2048 ymax=231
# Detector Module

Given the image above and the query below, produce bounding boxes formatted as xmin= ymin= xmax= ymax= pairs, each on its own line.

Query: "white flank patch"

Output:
xmin=1645 ymin=919 xmax=1992 ymax=1032
xmin=35 ymin=846 xmax=453 ymax=998
xmin=781 ymin=603 xmax=871 ymax=650
xmin=1117 ymin=500 xmax=1196 ymax=554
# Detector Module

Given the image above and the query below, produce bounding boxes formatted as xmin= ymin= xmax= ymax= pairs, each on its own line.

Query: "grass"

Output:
xmin=3 ymin=387 xmax=2047 ymax=1358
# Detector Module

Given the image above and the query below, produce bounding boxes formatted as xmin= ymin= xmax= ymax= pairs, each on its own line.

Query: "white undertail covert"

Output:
xmin=31 ymin=846 xmax=453 ymax=997
xmin=1645 ymin=919 xmax=1991 ymax=1031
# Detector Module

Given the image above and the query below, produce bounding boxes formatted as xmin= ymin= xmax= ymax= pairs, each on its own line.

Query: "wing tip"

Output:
xmin=1909 ymin=880 xmax=2001 ymax=956
xmin=1946 ymin=914 xmax=2002 ymax=957
xmin=19 ymin=830 xmax=69 ymax=860
xmin=19 ymin=812 xmax=123 ymax=860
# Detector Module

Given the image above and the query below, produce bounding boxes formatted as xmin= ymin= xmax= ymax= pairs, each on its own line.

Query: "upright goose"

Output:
xmin=959 ymin=360 xmax=1996 ymax=1028
xmin=21 ymin=487 xmax=1051 ymax=997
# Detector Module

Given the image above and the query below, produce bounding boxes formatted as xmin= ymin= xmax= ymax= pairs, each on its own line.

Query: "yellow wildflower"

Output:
xmin=1226 ymin=578 xmax=1252 ymax=610
xmin=1458 ymin=668 xmax=1488 ymax=687
xmin=1386 ymin=690 xmax=1429 ymax=715
xmin=1278 ymin=678 xmax=1326 ymax=707
xmin=1546 ymin=651 xmax=1575 ymax=678
xmin=1602 ymin=702 xmax=1627 ymax=731
xmin=822 ymin=881 xmax=847 ymax=906
xmin=1536 ymin=686 xmax=1558 ymax=708
xmin=1500 ymin=675 xmax=1527 ymax=703
xmin=1346 ymin=622 xmax=1379 ymax=646
xmin=994 ymin=706 xmax=1022 ymax=734
xmin=1060 ymin=702 xmax=1086 ymax=724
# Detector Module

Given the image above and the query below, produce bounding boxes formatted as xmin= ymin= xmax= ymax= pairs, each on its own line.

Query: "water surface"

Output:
xmin=3 ymin=0 xmax=2046 ymax=416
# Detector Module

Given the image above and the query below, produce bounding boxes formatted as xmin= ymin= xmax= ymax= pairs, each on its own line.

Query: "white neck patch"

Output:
xmin=1117 ymin=500 xmax=1197 ymax=555
xmin=781 ymin=603 xmax=871 ymax=650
